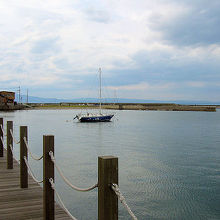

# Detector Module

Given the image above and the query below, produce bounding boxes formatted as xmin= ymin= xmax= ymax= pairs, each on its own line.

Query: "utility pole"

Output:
xmin=18 ymin=86 xmax=21 ymax=103
xmin=26 ymin=89 xmax=28 ymax=104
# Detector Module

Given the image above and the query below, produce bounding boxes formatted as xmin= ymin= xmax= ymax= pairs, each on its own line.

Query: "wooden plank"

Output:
xmin=0 ymin=149 xmax=72 ymax=220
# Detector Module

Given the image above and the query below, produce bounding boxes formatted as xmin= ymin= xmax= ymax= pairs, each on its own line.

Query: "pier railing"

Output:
xmin=0 ymin=118 xmax=137 ymax=220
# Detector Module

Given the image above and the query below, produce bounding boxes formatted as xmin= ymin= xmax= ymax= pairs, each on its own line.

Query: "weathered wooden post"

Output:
xmin=20 ymin=126 xmax=28 ymax=188
xmin=7 ymin=121 xmax=13 ymax=169
xmin=43 ymin=135 xmax=54 ymax=220
xmin=98 ymin=156 xmax=118 ymax=220
xmin=0 ymin=118 xmax=3 ymax=157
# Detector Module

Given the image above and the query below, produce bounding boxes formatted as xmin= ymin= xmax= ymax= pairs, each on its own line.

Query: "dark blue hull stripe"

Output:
xmin=79 ymin=115 xmax=114 ymax=122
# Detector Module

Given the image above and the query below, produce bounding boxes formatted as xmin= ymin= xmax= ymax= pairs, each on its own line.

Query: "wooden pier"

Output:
xmin=0 ymin=149 xmax=72 ymax=220
xmin=0 ymin=117 xmax=124 ymax=220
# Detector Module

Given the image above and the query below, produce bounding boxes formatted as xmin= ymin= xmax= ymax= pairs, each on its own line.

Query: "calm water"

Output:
xmin=1 ymin=109 xmax=220 ymax=220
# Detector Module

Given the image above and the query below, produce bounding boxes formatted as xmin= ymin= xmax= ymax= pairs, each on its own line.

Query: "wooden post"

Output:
xmin=7 ymin=121 xmax=13 ymax=169
xmin=98 ymin=156 xmax=118 ymax=220
xmin=0 ymin=118 xmax=3 ymax=157
xmin=20 ymin=126 xmax=28 ymax=188
xmin=43 ymin=135 xmax=54 ymax=220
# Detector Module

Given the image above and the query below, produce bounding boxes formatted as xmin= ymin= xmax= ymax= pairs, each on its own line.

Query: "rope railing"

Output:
xmin=0 ymin=124 xmax=6 ymax=136
xmin=49 ymin=151 xmax=98 ymax=192
xmin=10 ymin=129 xmax=20 ymax=144
xmin=0 ymin=136 xmax=6 ymax=149
xmin=49 ymin=178 xmax=78 ymax=220
xmin=23 ymin=156 xmax=43 ymax=184
xmin=23 ymin=137 xmax=43 ymax=161
xmin=111 ymin=183 xmax=138 ymax=220
xmin=9 ymin=144 xmax=14 ymax=155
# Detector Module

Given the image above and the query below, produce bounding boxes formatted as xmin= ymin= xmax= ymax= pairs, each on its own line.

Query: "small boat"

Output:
xmin=74 ymin=68 xmax=114 ymax=122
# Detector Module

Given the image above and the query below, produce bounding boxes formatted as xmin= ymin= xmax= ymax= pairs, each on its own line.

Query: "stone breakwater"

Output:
xmin=110 ymin=103 xmax=216 ymax=112
xmin=28 ymin=103 xmax=216 ymax=112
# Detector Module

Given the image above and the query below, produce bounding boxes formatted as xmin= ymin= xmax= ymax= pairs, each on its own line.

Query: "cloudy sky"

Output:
xmin=0 ymin=0 xmax=220 ymax=102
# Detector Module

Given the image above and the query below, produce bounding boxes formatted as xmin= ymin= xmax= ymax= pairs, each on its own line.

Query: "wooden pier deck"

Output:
xmin=0 ymin=150 xmax=71 ymax=220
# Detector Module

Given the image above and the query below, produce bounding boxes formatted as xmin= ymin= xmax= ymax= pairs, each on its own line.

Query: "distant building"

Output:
xmin=0 ymin=91 xmax=15 ymax=104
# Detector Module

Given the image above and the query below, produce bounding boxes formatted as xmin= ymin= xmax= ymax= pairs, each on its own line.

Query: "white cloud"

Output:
xmin=107 ymin=82 xmax=176 ymax=91
xmin=0 ymin=0 xmax=219 ymax=101
xmin=186 ymin=81 xmax=206 ymax=88
xmin=0 ymin=0 xmax=195 ymax=75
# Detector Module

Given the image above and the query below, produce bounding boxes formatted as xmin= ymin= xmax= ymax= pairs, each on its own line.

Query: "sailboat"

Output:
xmin=74 ymin=68 xmax=114 ymax=122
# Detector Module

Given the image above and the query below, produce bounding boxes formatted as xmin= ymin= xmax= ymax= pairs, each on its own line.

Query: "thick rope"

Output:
xmin=23 ymin=137 xmax=43 ymax=161
xmin=0 ymin=124 xmax=4 ymax=134
xmin=23 ymin=156 xmax=43 ymax=183
xmin=1 ymin=136 xmax=6 ymax=149
xmin=111 ymin=183 xmax=138 ymax=220
xmin=0 ymin=124 xmax=7 ymax=137
xmin=49 ymin=178 xmax=78 ymax=220
xmin=10 ymin=129 xmax=20 ymax=144
xmin=9 ymin=144 xmax=13 ymax=155
xmin=49 ymin=151 xmax=98 ymax=192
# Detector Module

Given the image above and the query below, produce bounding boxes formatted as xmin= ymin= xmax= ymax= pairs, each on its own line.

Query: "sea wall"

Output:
xmin=104 ymin=103 xmax=216 ymax=112
xmin=29 ymin=103 xmax=216 ymax=112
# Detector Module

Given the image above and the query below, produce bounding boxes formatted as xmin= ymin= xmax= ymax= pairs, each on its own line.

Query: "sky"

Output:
xmin=0 ymin=0 xmax=220 ymax=102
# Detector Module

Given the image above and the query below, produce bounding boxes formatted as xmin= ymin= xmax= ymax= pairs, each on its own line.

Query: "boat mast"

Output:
xmin=99 ymin=68 xmax=102 ymax=114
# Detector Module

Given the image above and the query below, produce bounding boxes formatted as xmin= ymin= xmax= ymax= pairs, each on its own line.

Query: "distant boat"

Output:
xmin=74 ymin=68 xmax=114 ymax=122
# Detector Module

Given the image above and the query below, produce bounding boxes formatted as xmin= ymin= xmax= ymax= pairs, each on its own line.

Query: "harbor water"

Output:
xmin=1 ymin=109 xmax=220 ymax=220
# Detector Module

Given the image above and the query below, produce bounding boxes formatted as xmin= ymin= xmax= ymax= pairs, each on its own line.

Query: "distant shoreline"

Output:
xmin=27 ymin=103 xmax=217 ymax=112
xmin=0 ymin=103 xmax=217 ymax=112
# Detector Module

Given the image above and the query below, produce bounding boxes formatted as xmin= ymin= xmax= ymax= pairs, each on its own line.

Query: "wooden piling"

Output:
xmin=20 ymin=126 xmax=28 ymax=188
xmin=0 ymin=118 xmax=3 ymax=157
xmin=98 ymin=156 xmax=118 ymax=220
xmin=43 ymin=135 xmax=54 ymax=220
xmin=7 ymin=121 xmax=13 ymax=169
